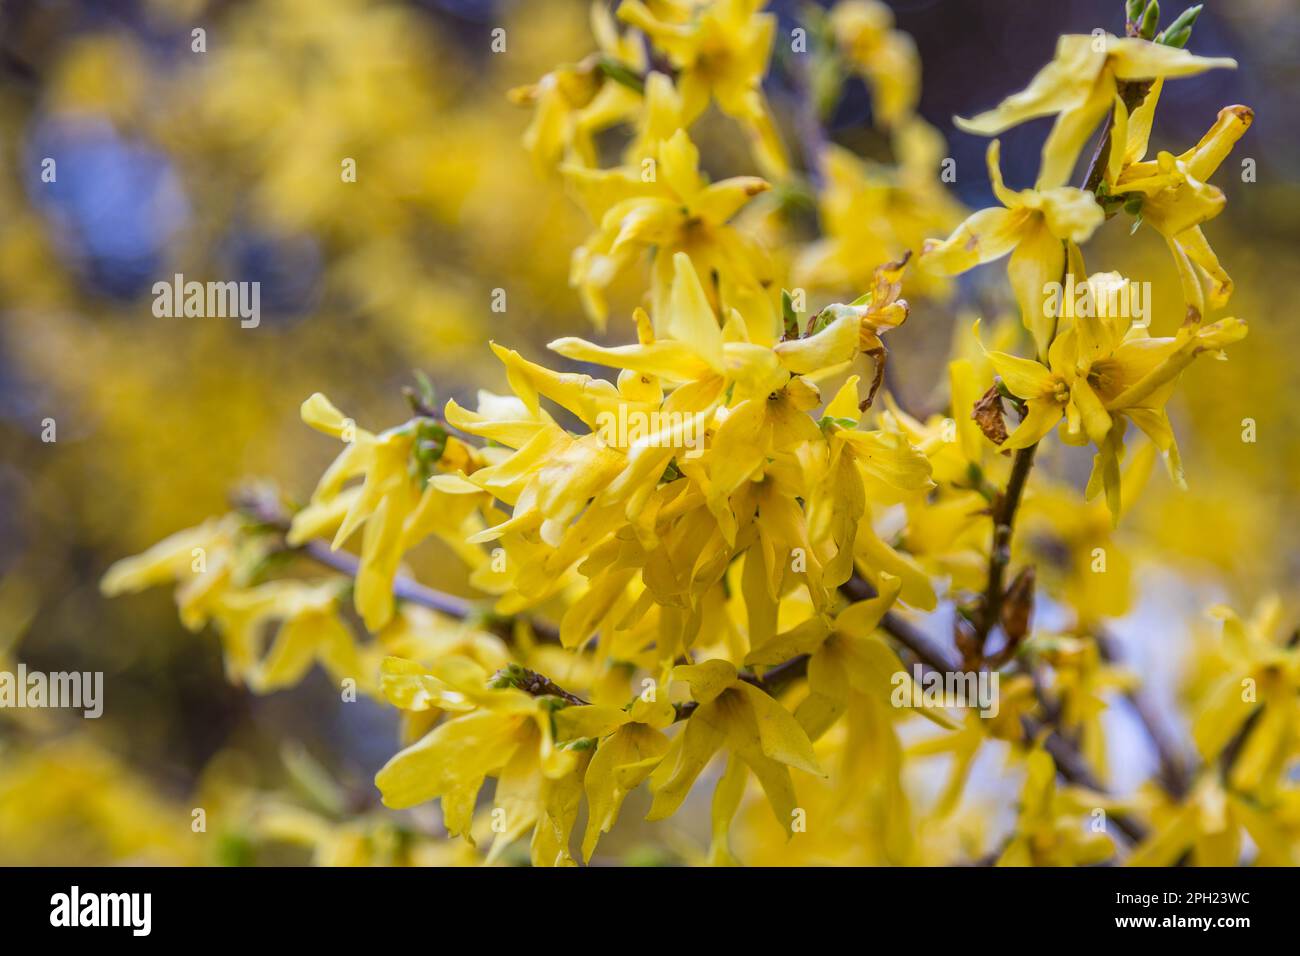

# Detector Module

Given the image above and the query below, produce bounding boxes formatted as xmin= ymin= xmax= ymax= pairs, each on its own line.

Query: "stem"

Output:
xmin=235 ymin=489 xmax=562 ymax=642
xmin=301 ymin=540 xmax=474 ymax=621
xmin=842 ymin=573 xmax=1146 ymax=845
xmin=1082 ymin=78 xmax=1153 ymax=198
xmin=1094 ymin=628 xmax=1192 ymax=799
xmin=975 ymin=442 xmax=1038 ymax=650
xmin=840 ymin=574 xmax=959 ymax=672
xmin=1033 ymin=716 xmax=1147 ymax=843
xmin=743 ymin=654 xmax=811 ymax=692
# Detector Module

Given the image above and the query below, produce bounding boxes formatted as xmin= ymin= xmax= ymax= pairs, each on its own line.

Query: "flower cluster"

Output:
xmin=103 ymin=1 xmax=1296 ymax=867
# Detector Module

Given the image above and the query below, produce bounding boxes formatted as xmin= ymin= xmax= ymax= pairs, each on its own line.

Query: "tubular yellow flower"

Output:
xmin=553 ymin=696 xmax=675 ymax=862
xmin=293 ymin=393 xmax=488 ymax=631
xmin=564 ymin=128 xmax=776 ymax=337
xmin=1107 ymin=78 xmax=1254 ymax=313
xmin=745 ymin=575 xmax=955 ymax=741
xmin=646 ymin=659 xmax=824 ymax=832
xmin=374 ymin=656 xmax=580 ymax=863
xmin=996 ymin=747 xmax=1115 ymax=866
xmin=508 ymin=2 xmax=647 ymax=170
xmin=1190 ymin=599 xmax=1299 ymax=794
xmin=955 ymin=33 xmax=1235 ymax=191
xmin=980 ymin=279 xmax=1247 ymax=519
xmin=1129 ymin=775 xmax=1300 ymax=867
xmin=797 ymin=120 xmax=967 ymax=301
xmin=618 ymin=0 xmax=789 ymax=177
xmin=100 ymin=514 xmax=243 ymax=631
xmin=217 ymin=579 xmax=368 ymax=692
xmin=922 ymin=141 xmax=1104 ymax=357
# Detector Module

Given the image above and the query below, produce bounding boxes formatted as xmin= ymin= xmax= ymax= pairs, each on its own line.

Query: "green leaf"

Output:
xmin=781 ymin=289 xmax=800 ymax=339
xmin=818 ymin=415 xmax=858 ymax=432
xmin=1158 ymin=4 xmax=1201 ymax=47
xmin=598 ymin=57 xmax=644 ymax=94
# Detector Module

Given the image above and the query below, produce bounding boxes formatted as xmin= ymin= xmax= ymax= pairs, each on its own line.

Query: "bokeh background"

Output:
xmin=0 ymin=0 xmax=1296 ymax=864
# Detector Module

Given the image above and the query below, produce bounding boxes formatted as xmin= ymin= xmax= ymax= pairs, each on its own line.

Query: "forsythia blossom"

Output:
xmin=101 ymin=1 xmax=1292 ymax=869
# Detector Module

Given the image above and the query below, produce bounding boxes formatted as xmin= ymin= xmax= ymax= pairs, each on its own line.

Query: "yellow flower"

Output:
xmin=1031 ymin=634 xmax=1137 ymax=778
xmin=1015 ymin=444 xmax=1155 ymax=623
xmin=1107 ymin=78 xmax=1253 ymax=313
xmin=1190 ymin=600 xmax=1299 ymax=795
xmin=443 ymin=251 xmax=938 ymax=665
xmin=745 ymin=575 xmax=955 ymax=742
xmin=796 ymin=120 xmax=967 ymax=300
xmin=553 ymin=695 xmax=676 ymax=861
xmin=1129 ymin=776 xmax=1300 ymax=867
xmin=955 ymin=33 xmax=1235 ymax=192
xmin=618 ymin=0 xmax=789 ymax=177
xmin=907 ymin=675 xmax=1038 ymax=818
xmin=646 ymin=660 xmax=824 ymax=841
xmin=922 ymin=141 xmax=1104 ymax=357
xmin=292 ymin=393 xmax=487 ymax=631
xmin=996 ymin=747 xmax=1115 ymax=866
xmin=102 ymin=504 xmax=372 ymax=690
xmin=564 ymin=128 xmax=775 ymax=336
xmin=808 ymin=375 xmax=936 ymax=606
xmin=445 ymin=356 xmax=638 ymax=553
xmin=623 ymin=70 xmax=687 ymax=165
xmin=376 ymin=617 xmax=510 ymax=745
xmin=508 ymin=2 xmax=647 ymax=170
xmin=980 ymin=289 xmax=1247 ymax=517
xmin=100 ymin=514 xmax=243 ymax=630
xmin=779 ymin=255 xmax=914 ymax=401
xmin=217 ymin=579 xmax=368 ymax=693
xmin=374 ymin=656 xmax=581 ymax=864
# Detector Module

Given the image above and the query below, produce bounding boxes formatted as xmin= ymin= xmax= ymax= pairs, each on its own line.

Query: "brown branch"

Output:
xmin=974 ymin=442 xmax=1038 ymax=652
xmin=840 ymin=573 xmax=959 ymax=672
xmin=235 ymin=489 xmax=562 ymax=643
xmin=1082 ymin=78 xmax=1154 ymax=198
xmin=843 ymin=573 xmax=1147 ymax=845
xmin=1094 ymin=629 xmax=1193 ymax=799
xmin=300 ymin=540 xmax=476 ymax=621
xmin=1033 ymin=717 xmax=1147 ymax=843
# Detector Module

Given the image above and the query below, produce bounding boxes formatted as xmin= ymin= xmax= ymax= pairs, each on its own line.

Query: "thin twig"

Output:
xmin=1094 ymin=628 xmax=1192 ymax=799
xmin=841 ymin=573 xmax=1147 ymax=844
xmin=974 ymin=442 xmax=1038 ymax=651
xmin=840 ymin=574 xmax=959 ymax=672
xmin=301 ymin=540 xmax=475 ymax=620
